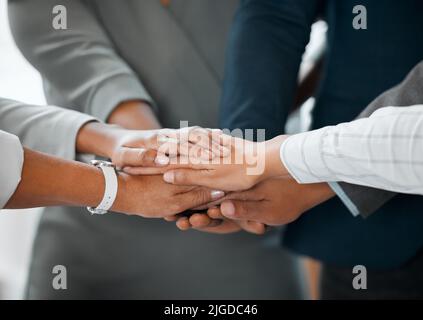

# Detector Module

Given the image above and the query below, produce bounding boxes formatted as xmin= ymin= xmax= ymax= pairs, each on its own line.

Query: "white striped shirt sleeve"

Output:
xmin=280 ymin=105 xmax=423 ymax=196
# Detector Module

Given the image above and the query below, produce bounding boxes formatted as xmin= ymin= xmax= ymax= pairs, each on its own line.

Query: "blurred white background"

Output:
xmin=0 ymin=0 xmax=44 ymax=299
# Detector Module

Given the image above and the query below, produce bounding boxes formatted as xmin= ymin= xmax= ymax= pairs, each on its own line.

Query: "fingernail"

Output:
xmin=155 ymin=155 xmax=169 ymax=166
xmin=211 ymin=190 xmax=225 ymax=200
xmin=163 ymin=171 xmax=175 ymax=183
xmin=221 ymin=201 xmax=236 ymax=217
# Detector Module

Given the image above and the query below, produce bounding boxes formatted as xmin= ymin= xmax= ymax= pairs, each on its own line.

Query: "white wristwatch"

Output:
xmin=87 ymin=160 xmax=118 ymax=215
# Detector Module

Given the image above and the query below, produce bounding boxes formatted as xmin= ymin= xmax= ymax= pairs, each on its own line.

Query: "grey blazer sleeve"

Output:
xmin=8 ymin=0 xmax=155 ymax=122
xmin=0 ymin=98 xmax=95 ymax=160
xmin=334 ymin=61 xmax=423 ymax=218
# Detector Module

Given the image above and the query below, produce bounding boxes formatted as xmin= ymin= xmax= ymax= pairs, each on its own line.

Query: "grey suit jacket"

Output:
xmin=337 ymin=60 xmax=423 ymax=217
xmin=0 ymin=99 xmax=94 ymax=160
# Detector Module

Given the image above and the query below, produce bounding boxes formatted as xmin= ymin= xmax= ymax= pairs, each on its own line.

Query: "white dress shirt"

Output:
xmin=281 ymin=105 xmax=423 ymax=196
xmin=0 ymin=99 xmax=95 ymax=208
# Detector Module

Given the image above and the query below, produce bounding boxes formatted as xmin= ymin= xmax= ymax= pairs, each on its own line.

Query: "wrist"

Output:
xmin=111 ymin=172 xmax=134 ymax=215
xmin=262 ymin=135 xmax=291 ymax=182
xmin=59 ymin=158 xmax=104 ymax=208
xmin=76 ymin=121 xmax=126 ymax=159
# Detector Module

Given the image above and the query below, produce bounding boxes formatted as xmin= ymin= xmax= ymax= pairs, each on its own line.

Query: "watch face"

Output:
xmin=91 ymin=160 xmax=115 ymax=168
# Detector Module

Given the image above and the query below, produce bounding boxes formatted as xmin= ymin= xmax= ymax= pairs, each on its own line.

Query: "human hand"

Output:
xmin=172 ymin=177 xmax=335 ymax=228
xmin=77 ymin=122 xmax=227 ymax=169
xmin=218 ymin=177 xmax=335 ymax=225
xmin=102 ymin=100 xmax=228 ymax=167
xmin=155 ymin=134 xmax=291 ymax=192
xmin=125 ymin=134 xmax=288 ymax=191
xmin=111 ymin=174 xmax=225 ymax=218
xmin=108 ymin=126 xmax=227 ymax=168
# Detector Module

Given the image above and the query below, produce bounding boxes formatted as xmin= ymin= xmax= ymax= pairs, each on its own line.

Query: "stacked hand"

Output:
xmin=77 ymin=122 xmax=267 ymax=234
xmin=99 ymin=127 xmax=335 ymax=233
xmin=171 ymin=178 xmax=334 ymax=233
xmin=113 ymin=127 xmax=231 ymax=168
xmin=123 ymin=134 xmax=289 ymax=189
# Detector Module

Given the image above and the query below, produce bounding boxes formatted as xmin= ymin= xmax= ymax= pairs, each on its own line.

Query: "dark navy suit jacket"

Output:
xmin=220 ymin=0 xmax=423 ymax=269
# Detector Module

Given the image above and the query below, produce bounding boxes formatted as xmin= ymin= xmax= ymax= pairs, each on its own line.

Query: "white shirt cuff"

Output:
xmin=280 ymin=128 xmax=335 ymax=184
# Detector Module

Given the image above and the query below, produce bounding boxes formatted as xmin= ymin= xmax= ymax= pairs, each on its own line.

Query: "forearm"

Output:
xmin=76 ymin=121 xmax=123 ymax=158
xmin=107 ymin=100 xmax=161 ymax=130
xmin=75 ymin=106 xmax=161 ymax=162
xmin=4 ymin=147 xmax=145 ymax=215
xmin=5 ymin=148 xmax=104 ymax=209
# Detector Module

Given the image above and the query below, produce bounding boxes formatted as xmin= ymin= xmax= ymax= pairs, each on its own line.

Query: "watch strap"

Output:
xmin=87 ymin=161 xmax=118 ymax=215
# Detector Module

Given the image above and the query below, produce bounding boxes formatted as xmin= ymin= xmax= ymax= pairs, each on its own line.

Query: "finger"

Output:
xmin=213 ymin=141 xmax=231 ymax=158
xmin=189 ymin=213 xmax=224 ymax=230
xmin=124 ymin=155 xmax=208 ymax=175
xmin=156 ymin=139 xmax=182 ymax=157
xmin=218 ymin=132 xmax=233 ymax=148
xmin=224 ymin=188 xmax=264 ymax=202
xmin=192 ymin=219 xmax=241 ymax=234
xmin=160 ymin=128 xmax=215 ymax=159
xmin=175 ymin=188 xmax=225 ymax=211
xmin=220 ymin=200 xmax=261 ymax=221
xmin=156 ymin=129 xmax=190 ymax=156
xmin=176 ymin=217 xmax=191 ymax=231
xmin=114 ymin=147 xmax=160 ymax=168
xmin=123 ymin=155 xmax=193 ymax=175
xmin=190 ymin=202 xmax=220 ymax=210
xmin=190 ymin=204 xmax=210 ymax=211
xmin=187 ymin=127 xmax=229 ymax=159
xmin=193 ymin=196 xmax=229 ymax=209
xmin=188 ymin=143 xmax=213 ymax=161
xmin=189 ymin=128 xmax=230 ymax=159
xmin=164 ymin=215 xmax=178 ymax=222
xmin=188 ymin=127 xmax=213 ymax=148
xmin=201 ymin=129 xmax=231 ymax=158
xmin=207 ymin=207 xmax=225 ymax=219
xmin=204 ymin=207 xmax=265 ymax=235
xmin=188 ymin=213 xmax=220 ymax=229
xmin=190 ymin=201 xmax=222 ymax=211
xmin=123 ymin=166 xmax=168 ymax=175
xmin=163 ymin=169 xmax=212 ymax=187
xmin=160 ymin=140 xmax=214 ymax=161
xmin=211 ymin=130 xmax=232 ymax=157
xmin=164 ymin=155 xmax=209 ymax=168
xmin=238 ymin=220 xmax=267 ymax=235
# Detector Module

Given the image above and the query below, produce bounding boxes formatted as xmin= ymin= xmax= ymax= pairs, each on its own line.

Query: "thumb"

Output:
xmin=220 ymin=200 xmax=259 ymax=221
xmin=163 ymin=169 xmax=210 ymax=187
xmin=176 ymin=188 xmax=225 ymax=212
xmin=238 ymin=220 xmax=267 ymax=235
xmin=205 ymin=207 xmax=266 ymax=235
xmin=113 ymin=147 xmax=166 ymax=168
